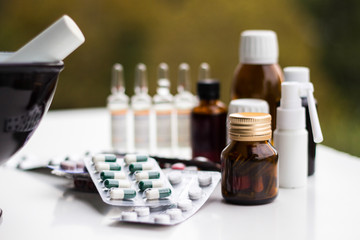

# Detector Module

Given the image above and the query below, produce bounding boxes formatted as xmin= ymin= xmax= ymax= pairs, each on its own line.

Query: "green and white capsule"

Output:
xmin=134 ymin=171 xmax=160 ymax=181
xmin=110 ymin=188 xmax=136 ymax=200
xmin=92 ymin=154 xmax=117 ymax=163
xmin=100 ymin=171 xmax=126 ymax=180
xmin=124 ymin=154 xmax=148 ymax=165
xmin=145 ymin=188 xmax=172 ymax=200
xmin=138 ymin=180 xmax=164 ymax=191
xmin=129 ymin=162 xmax=153 ymax=173
xmin=95 ymin=162 xmax=121 ymax=172
xmin=104 ymin=179 xmax=131 ymax=188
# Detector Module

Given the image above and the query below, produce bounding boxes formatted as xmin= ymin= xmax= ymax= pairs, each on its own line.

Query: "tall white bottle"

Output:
xmin=174 ymin=63 xmax=196 ymax=158
xmin=107 ymin=63 xmax=129 ymax=153
xmin=131 ymin=63 xmax=152 ymax=154
xmin=274 ymin=80 xmax=323 ymax=188
xmin=153 ymin=63 xmax=174 ymax=157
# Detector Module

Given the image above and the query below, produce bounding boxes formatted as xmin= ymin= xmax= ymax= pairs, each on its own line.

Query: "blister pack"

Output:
xmin=84 ymin=153 xmax=175 ymax=207
xmin=115 ymin=169 xmax=221 ymax=225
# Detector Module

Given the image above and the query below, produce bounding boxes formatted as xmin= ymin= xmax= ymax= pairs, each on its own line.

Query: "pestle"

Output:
xmin=3 ymin=15 xmax=85 ymax=63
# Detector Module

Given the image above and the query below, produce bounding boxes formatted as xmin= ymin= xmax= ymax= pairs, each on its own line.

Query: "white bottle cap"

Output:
xmin=4 ymin=15 xmax=84 ymax=63
xmin=228 ymin=98 xmax=269 ymax=115
xmin=240 ymin=30 xmax=278 ymax=64
xmin=284 ymin=67 xmax=310 ymax=97
xmin=284 ymin=67 xmax=310 ymax=83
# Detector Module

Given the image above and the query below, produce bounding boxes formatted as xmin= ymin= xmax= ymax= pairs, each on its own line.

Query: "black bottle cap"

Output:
xmin=197 ymin=79 xmax=220 ymax=100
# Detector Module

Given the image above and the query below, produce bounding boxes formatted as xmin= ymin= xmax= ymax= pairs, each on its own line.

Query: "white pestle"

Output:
xmin=3 ymin=15 xmax=85 ymax=63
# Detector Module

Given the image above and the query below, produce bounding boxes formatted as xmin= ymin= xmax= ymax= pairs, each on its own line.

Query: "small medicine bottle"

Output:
xmin=174 ymin=63 xmax=196 ymax=158
xmin=107 ymin=63 xmax=129 ymax=152
xmin=231 ymin=30 xmax=283 ymax=132
xmin=191 ymin=79 xmax=227 ymax=163
xmin=131 ymin=63 xmax=152 ymax=154
xmin=153 ymin=63 xmax=174 ymax=157
xmin=221 ymin=112 xmax=278 ymax=205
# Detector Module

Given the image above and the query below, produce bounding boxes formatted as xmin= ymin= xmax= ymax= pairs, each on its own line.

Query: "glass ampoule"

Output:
xmin=153 ymin=63 xmax=174 ymax=157
xmin=107 ymin=63 xmax=129 ymax=153
xmin=174 ymin=63 xmax=196 ymax=158
xmin=131 ymin=63 xmax=152 ymax=154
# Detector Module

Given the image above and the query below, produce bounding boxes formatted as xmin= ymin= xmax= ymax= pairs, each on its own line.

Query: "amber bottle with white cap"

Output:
xmin=231 ymin=30 xmax=283 ymax=132
xmin=221 ymin=112 xmax=278 ymax=205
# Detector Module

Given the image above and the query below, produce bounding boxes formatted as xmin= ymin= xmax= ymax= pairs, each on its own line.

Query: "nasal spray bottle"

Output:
xmin=274 ymin=81 xmax=323 ymax=188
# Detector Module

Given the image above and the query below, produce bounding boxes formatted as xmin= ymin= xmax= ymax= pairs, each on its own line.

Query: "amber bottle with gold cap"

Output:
xmin=221 ymin=112 xmax=278 ymax=205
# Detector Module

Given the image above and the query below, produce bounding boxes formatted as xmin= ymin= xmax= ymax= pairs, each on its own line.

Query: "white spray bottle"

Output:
xmin=274 ymin=81 xmax=323 ymax=188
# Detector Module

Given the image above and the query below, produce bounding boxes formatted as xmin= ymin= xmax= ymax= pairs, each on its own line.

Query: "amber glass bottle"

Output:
xmin=221 ymin=112 xmax=278 ymax=205
xmin=231 ymin=30 xmax=283 ymax=132
xmin=191 ymin=79 xmax=227 ymax=163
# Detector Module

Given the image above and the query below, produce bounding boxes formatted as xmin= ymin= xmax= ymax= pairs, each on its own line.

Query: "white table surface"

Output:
xmin=0 ymin=108 xmax=360 ymax=240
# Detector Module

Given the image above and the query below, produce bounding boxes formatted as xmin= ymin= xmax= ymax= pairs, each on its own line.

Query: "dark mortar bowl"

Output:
xmin=0 ymin=61 xmax=64 ymax=164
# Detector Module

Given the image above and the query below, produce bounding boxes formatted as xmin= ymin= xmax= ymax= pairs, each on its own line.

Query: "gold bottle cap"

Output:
xmin=229 ymin=112 xmax=272 ymax=141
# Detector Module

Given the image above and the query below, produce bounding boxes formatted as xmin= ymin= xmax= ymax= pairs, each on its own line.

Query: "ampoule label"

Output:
xmin=177 ymin=109 xmax=191 ymax=148
xmin=111 ymin=109 xmax=127 ymax=151
xmin=156 ymin=110 xmax=172 ymax=148
xmin=134 ymin=110 xmax=150 ymax=150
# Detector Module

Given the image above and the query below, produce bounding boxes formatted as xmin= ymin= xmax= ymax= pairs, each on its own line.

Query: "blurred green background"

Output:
xmin=0 ymin=0 xmax=359 ymax=156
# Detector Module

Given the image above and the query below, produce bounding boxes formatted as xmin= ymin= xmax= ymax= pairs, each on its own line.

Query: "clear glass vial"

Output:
xmin=221 ymin=112 xmax=278 ymax=205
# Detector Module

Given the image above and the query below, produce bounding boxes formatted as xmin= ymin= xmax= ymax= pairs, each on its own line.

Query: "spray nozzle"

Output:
xmin=280 ymin=81 xmax=323 ymax=143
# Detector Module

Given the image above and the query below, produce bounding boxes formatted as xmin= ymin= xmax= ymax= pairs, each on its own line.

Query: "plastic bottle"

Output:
xmin=283 ymin=67 xmax=317 ymax=176
xmin=191 ymin=79 xmax=227 ymax=163
xmin=131 ymin=63 xmax=152 ymax=154
xmin=107 ymin=63 xmax=129 ymax=152
xmin=174 ymin=63 xmax=196 ymax=158
xmin=221 ymin=112 xmax=278 ymax=205
xmin=153 ymin=63 xmax=174 ymax=157
xmin=231 ymin=30 xmax=283 ymax=132
xmin=273 ymin=82 xmax=323 ymax=188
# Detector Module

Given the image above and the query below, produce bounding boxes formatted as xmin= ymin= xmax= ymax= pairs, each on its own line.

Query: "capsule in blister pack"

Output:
xmin=115 ymin=170 xmax=221 ymax=225
xmin=84 ymin=153 xmax=175 ymax=207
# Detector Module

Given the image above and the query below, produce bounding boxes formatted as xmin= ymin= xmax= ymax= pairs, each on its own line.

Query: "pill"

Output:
xmin=121 ymin=211 xmax=137 ymax=221
xmin=95 ymin=162 xmax=121 ymax=172
xmin=154 ymin=214 xmax=170 ymax=224
xmin=138 ymin=180 xmax=164 ymax=191
xmin=134 ymin=207 xmax=150 ymax=217
xmin=168 ymin=171 xmax=182 ymax=185
xmin=100 ymin=171 xmax=126 ymax=180
xmin=166 ymin=208 xmax=182 ymax=220
xmin=76 ymin=161 xmax=85 ymax=169
xmin=104 ymin=179 xmax=131 ymax=188
xmin=110 ymin=188 xmax=136 ymax=200
xmin=92 ymin=154 xmax=117 ymax=163
xmin=129 ymin=162 xmax=153 ymax=173
xmin=198 ymin=174 xmax=212 ymax=187
xmin=60 ymin=160 xmax=77 ymax=170
xmin=145 ymin=188 xmax=172 ymax=200
xmin=124 ymin=154 xmax=148 ymax=165
xmin=188 ymin=187 xmax=202 ymax=200
xmin=171 ymin=163 xmax=186 ymax=170
xmin=177 ymin=199 xmax=192 ymax=211
xmin=134 ymin=171 xmax=160 ymax=181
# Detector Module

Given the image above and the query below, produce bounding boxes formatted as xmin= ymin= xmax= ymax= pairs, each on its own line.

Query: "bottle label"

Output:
xmin=134 ymin=110 xmax=150 ymax=149
xmin=177 ymin=109 xmax=191 ymax=148
xmin=111 ymin=109 xmax=127 ymax=151
xmin=156 ymin=110 xmax=172 ymax=148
